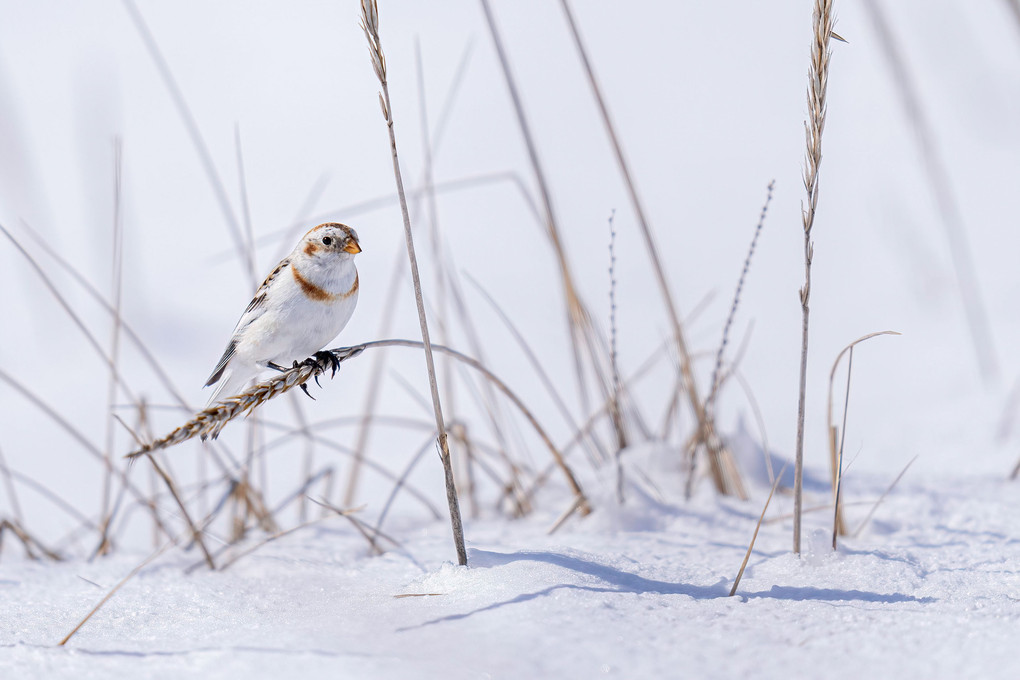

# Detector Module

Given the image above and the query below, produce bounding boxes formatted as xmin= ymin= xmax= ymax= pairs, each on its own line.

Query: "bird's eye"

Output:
xmin=321 ymin=236 xmax=333 ymax=246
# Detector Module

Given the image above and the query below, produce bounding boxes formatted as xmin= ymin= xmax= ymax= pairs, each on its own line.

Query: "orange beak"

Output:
xmin=344 ymin=240 xmax=362 ymax=254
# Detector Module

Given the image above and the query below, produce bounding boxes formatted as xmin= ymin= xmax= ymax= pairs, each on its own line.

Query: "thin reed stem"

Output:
xmin=60 ymin=540 xmax=175 ymax=646
xmin=851 ymin=456 xmax=917 ymax=537
xmin=480 ymin=0 xmax=614 ymax=443
xmin=121 ymin=0 xmax=248 ymax=275
xmin=862 ymin=0 xmax=998 ymax=381
xmin=558 ymin=0 xmax=741 ymax=496
xmin=342 ymin=42 xmax=477 ymax=508
xmin=97 ymin=139 xmax=125 ymax=558
xmin=794 ymin=0 xmax=838 ymax=555
xmin=360 ymin=0 xmax=466 ymax=565
xmin=707 ymin=181 xmax=774 ymax=413
xmin=607 ymin=210 xmax=626 ymax=502
xmin=730 ymin=464 xmax=788 ymax=597
xmin=832 ymin=347 xmax=852 ymax=549
xmin=825 ymin=331 xmax=900 ymax=547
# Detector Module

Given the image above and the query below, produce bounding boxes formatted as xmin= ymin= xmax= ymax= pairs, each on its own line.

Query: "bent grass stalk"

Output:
xmin=826 ymin=331 xmax=901 ymax=548
xmin=126 ymin=341 xmax=588 ymax=517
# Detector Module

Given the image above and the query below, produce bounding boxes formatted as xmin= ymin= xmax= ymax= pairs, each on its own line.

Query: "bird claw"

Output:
xmin=292 ymin=351 xmax=340 ymax=400
xmin=308 ymin=350 xmax=340 ymax=378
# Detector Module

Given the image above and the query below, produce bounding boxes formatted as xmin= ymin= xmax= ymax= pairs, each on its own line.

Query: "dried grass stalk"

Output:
xmin=360 ymin=0 xmax=467 ymax=566
xmin=127 ymin=341 xmax=589 ymax=518
xmin=558 ymin=0 xmax=743 ymax=497
xmin=729 ymin=464 xmax=787 ymax=597
xmin=480 ymin=0 xmax=618 ymax=453
xmin=708 ymin=181 xmax=774 ymax=413
xmin=127 ymin=347 xmax=364 ymax=456
xmin=826 ymin=330 xmax=900 ymax=548
xmin=0 ymin=519 xmax=62 ymax=561
xmin=794 ymin=0 xmax=838 ymax=555
xmin=862 ymin=0 xmax=997 ymax=380
xmin=852 ymin=455 xmax=917 ymax=537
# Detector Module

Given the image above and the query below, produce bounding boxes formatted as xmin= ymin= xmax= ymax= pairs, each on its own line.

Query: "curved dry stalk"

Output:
xmin=826 ymin=330 xmax=900 ymax=548
xmin=466 ymin=274 xmax=605 ymax=467
xmin=0 ymin=519 xmax=62 ymax=561
xmin=127 ymin=341 xmax=589 ymax=516
xmin=126 ymin=348 xmax=364 ymax=456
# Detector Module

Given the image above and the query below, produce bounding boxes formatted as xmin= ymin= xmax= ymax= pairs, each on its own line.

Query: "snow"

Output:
xmin=5 ymin=469 xmax=1020 ymax=679
xmin=2 ymin=0 xmax=1020 ymax=678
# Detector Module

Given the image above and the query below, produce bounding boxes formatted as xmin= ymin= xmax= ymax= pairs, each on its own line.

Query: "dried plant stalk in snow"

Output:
xmin=793 ymin=0 xmax=838 ymax=555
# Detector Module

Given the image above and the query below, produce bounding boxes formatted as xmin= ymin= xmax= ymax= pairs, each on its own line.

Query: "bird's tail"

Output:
xmin=204 ymin=367 xmax=256 ymax=408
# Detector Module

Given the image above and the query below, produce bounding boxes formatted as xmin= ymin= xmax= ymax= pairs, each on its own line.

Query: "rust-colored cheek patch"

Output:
xmin=304 ymin=242 xmax=320 ymax=257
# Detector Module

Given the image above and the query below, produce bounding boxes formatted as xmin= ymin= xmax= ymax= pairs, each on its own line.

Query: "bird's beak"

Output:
xmin=344 ymin=240 xmax=362 ymax=254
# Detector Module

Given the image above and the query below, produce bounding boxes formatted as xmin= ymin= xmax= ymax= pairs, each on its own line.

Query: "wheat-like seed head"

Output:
xmin=360 ymin=0 xmax=386 ymax=84
xmin=127 ymin=348 xmax=362 ymax=458
xmin=802 ymin=0 xmax=836 ymax=239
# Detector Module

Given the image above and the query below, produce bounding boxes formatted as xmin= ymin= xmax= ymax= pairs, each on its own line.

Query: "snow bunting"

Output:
xmin=204 ymin=223 xmax=361 ymax=404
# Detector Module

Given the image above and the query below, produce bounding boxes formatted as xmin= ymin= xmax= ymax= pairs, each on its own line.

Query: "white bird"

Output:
xmin=205 ymin=223 xmax=362 ymax=405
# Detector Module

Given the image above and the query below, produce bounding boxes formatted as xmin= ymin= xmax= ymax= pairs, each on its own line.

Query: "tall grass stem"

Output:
xmin=361 ymin=0 xmax=466 ymax=565
xmin=794 ymin=0 xmax=837 ymax=554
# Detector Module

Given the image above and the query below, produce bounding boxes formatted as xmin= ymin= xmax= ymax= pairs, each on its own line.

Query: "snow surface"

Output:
xmin=4 ymin=462 xmax=1020 ymax=679
xmin=2 ymin=0 xmax=1020 ymax=678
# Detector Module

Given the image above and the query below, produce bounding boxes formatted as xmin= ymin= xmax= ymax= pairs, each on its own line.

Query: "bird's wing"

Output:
xmin=204 ymin=258 xmax=291 ymax=387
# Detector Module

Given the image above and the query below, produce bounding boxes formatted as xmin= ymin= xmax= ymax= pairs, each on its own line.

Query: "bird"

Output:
xmin=204 ymin=222 xmax=362 ymax=405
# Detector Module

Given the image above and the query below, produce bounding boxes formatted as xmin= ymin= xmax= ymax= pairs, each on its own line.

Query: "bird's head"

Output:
xmin=301 ymin=223 xmax=362 ymax=260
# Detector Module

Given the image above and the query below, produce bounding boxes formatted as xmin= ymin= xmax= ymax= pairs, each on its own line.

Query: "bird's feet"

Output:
xmin=267 ymin=352 xmax=339 ymax=400
xmin=303 ymin=350 xmax=340 ymax=388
